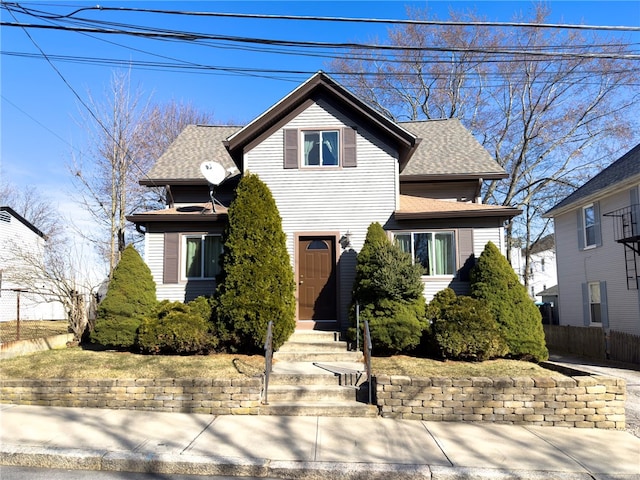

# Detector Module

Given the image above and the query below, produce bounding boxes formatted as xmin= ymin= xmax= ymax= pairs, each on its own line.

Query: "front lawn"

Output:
xmin=0 ymin=347 xmax=559 ymax=379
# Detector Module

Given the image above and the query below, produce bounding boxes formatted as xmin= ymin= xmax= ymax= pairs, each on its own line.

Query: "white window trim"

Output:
xmin=587 ymin=281 xmax=602 ymax=325
xmin=181 ymin=234 xmax=222 ymax=281
xmin=301 ymin=129 xmax=341 ymax=168
xmin=582 ymin=204 xmax=596 ymax=249
xmin=393 ymin=230 xmax=456 ymax=278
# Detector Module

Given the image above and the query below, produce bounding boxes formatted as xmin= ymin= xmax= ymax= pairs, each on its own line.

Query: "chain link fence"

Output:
xmin=0 ymin=289 xmax=68 ymax=343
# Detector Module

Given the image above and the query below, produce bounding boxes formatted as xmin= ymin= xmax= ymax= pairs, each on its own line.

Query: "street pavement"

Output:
xmin=1 ymin=404 xmax=639 ymax=480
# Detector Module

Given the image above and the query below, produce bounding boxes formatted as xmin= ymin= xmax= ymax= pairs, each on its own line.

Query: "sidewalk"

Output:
xmin=1 ymin=404 xmax=639 ymax=479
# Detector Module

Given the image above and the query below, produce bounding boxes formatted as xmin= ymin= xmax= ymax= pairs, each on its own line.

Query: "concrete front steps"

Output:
xmin=261 ymin=331 xmax=377 ymax=417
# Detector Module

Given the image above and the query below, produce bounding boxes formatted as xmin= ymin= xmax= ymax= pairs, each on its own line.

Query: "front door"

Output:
xmin=298 ymin=236 xmax=337 ymax=328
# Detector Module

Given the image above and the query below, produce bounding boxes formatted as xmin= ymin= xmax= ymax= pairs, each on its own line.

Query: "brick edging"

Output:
xmin=374 ymin=375 xmax=626 ymax=429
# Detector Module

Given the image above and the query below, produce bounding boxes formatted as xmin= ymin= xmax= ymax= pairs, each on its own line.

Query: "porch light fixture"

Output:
xmin=339 ymin=231 xmax=352 ymax=250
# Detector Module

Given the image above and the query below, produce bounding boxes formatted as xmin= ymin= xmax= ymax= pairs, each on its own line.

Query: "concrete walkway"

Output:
xmin=1 ymin=404 xmax=638 ymax=479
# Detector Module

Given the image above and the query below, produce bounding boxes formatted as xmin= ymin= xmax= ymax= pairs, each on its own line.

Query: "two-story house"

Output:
xmin=128 ymin=72 xmax=520 ymax=332
xmin=544 ymin=143 xmax=640 ymax=337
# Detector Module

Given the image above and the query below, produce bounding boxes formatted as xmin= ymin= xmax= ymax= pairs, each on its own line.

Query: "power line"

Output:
xmin=3 ymin=21 xmax=640 ymax=61
xmin=8 ymin=2 xmax=640 ymax=32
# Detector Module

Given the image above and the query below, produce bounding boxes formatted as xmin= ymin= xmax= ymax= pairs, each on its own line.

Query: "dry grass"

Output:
xmin=0 ymin=348 xmax=265 ymax=379
xmin=0 ymin=320 xmax=68 ymax=343
xmin=0 ymin=347 xmax=560 ymax=379
xmin=373 ymin=355 xmax=559 ymax=377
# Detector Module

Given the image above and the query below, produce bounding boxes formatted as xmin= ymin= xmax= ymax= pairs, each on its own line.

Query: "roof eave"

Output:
xmin=400 ymin=172 xmax=508 ymax=182
xmin=126 ymin=213 xmax=228 ymax=223
xmin=394 ymin=207 xmax=521 ymax=221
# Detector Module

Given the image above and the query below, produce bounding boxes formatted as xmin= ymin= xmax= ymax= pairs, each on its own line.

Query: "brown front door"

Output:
xmin=298 ymin=236 xmax=337 ymax=323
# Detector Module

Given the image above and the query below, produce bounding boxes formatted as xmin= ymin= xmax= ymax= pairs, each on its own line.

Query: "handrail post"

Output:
xmin=263 ymin=320 xmax=274 ymax=405
xmin=356 ymin=301 xmax=360 ymax=352
xmin=363 ymin=320 xmax=373 ymax=405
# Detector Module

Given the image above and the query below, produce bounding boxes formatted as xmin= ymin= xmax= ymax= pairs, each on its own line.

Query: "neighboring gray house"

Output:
xmin=128 ymin=72 xmax=519 ymax=332
xmin=0 ymin=206 xmax=66 ymax=322
xmin=544 ymin=143 xmax=640 ymax=337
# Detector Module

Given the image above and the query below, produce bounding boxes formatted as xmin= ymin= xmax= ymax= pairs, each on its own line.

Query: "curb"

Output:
xmin=2 ymin=445 xmax=621 ymax=480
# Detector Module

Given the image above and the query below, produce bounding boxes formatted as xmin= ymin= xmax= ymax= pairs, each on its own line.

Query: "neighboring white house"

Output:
xmin=544 ymin=143 xmax=640 ymax=337
xmin=0 ymin=206 xmax=66 ymax=322
xmin=128 ymin=72 xmax=521 ymax=333
xmin=510 ymin=234 xmax=558 ymax=303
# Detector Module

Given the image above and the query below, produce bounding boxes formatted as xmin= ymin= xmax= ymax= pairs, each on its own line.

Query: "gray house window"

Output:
xmin=582 ymin=281 xmax=609 ymax=328
xmin=577 ymin=202 xmax=602 ymax=250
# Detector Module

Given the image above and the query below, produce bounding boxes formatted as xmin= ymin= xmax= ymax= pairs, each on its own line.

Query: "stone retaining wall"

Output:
xmin=0 ymin=378 xmax=262 ymax=415
xmin=375 ymin=375 xmax=626 ymax=429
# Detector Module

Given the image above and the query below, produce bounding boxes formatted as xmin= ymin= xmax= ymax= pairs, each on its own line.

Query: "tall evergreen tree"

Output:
xmin=215 ymin=173 xmax=295 ymax=352
xmin=352 ymin=222 xmax=427 ymax=354
xmin=470 ymin=241 xmax=548 ymax=361
xmin=91 ymin=244 xmax=157 ymax=349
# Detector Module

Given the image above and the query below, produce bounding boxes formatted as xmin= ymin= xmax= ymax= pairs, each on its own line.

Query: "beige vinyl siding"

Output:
xmin=245 ymin=100 xmax=399 ymax=326
xmin=554 ymin=186 xmax=640 ymax=335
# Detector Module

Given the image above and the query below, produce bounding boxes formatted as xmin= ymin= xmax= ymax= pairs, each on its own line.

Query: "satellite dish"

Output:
xmin=200 ymin=161 xmax=227 ymax=186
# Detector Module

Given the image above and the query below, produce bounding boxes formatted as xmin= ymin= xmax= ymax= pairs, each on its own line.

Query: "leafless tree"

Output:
xmin=331 ymin=4 xmax=639 ymax=273
xmin=70 ymin=71 xmax=215 ymax=275
xmin=0 ymin=182 xmax=63 ymax=240
xmin=3 ymin=231 xmax=98 ymax=342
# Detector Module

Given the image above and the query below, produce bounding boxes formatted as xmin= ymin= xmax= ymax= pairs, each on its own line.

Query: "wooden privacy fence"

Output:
xmin=544 ymin=325 xmax=640 ymax=365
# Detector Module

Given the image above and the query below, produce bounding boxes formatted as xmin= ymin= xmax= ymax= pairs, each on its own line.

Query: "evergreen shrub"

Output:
xmin=427 ymin=288 xmax=508 ymax=361
xmin=351 ymin=222 xmax=427 ymax=355
xmin=215 ymin=173 xmax=296 ymax=353
xmin=137 ymin=298 xmax=217 ymax=354
xmin=91 ymin=245 xmax=157 ymax=349
xmin=470 ymin=241 xmax=548 ymax=362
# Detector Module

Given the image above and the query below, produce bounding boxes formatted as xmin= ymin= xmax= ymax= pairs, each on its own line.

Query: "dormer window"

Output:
xmin=303 ymin=130 xmax=339 ymax=166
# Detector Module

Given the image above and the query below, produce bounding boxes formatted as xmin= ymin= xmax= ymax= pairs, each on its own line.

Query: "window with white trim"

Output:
xmin=183 ymin=234 xmax=222 ymax=280
xmin=588 ymin=282 xmax=602 ymax=324
xmin=583 ymin=204 xmax=596 ymax=247
xmin=394 ymin=231 xmax=456 ymax=276
xmin=303 ymin=130 xmax=339 ymax=166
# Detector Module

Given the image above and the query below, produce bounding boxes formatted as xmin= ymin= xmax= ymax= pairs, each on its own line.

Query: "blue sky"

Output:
xmin=2 ymin=1 xmax=639 ymax=213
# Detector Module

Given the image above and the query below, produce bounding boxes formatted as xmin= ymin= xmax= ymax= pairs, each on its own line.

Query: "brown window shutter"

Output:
xmin=164 ymin=232 xmax=179 ymax=284
xmin=342 ymin=127 xmax=357 ymax=167
xmin=456 ymin=229 xmax=474 ymax=281
xmin=283 ymin=129 xmax=299 ymax=169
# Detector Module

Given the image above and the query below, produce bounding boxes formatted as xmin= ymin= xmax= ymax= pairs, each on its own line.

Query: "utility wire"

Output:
xmin=3 ymin=22 xmax=640 ymax=61
xmin=7 ymin=2 xmax=640 ymax=32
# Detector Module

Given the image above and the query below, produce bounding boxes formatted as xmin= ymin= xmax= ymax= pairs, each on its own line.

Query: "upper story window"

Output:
xmin=394 ymin=231 xmax=456 ymax=276
xmin=284 ymin=127 xmax=357 ymax=169
xmin=303 ymin=130 xmax=339 ymax=166
xmin=583 ymin=204 xmax=596 ymax=247
xmin=183 ymin=234 xmax=222 ymax=280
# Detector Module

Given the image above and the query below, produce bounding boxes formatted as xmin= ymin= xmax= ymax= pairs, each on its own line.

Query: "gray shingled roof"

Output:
xmin=145 ymin=125 xmax=241 ymax=182
xmin=546 ymin=143 xmax=640 ymax=216
xmin=143 ymin=120 xmax=505 ymax=183
xmin=399 ymin=119 xmax=506 ymax=178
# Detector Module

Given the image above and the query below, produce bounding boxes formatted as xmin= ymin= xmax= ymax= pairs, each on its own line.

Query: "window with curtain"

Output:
xmin=303 ymin=130 xmax=339 ymax=166
xmin=394 ymin=231 xmax=455 ymax=276
xmin=183 ymin=234 xmax=222 ymax=279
